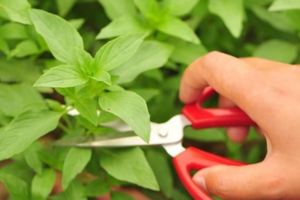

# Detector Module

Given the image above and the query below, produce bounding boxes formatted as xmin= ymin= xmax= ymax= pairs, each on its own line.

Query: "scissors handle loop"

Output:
xmin=182 ymin=87 xmax=255 ymax=128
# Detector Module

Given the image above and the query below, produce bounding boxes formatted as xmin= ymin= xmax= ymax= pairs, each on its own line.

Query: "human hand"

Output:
xmin=180 ymin=51 xmax=300 ymax=200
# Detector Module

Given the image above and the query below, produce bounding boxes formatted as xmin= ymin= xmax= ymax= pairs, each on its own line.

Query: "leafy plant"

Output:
xmin=0 ymin=0 xmax=299 ymax=199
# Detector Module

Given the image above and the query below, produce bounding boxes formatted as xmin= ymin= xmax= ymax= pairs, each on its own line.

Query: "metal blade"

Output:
xmin=55 ymin=115 xmax=190 ymax=149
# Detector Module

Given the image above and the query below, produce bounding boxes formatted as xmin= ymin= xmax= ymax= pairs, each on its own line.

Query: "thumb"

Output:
xmin=193 ymin=161 xmax=285 ymax=200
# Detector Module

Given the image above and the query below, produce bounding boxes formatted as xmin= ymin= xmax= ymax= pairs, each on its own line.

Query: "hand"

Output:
xmin=180 ymin=51 xmax=300 ymax=200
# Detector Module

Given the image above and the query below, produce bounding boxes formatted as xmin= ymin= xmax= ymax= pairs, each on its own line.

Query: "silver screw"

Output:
xmin=158 ymin=128 xmax=168 ymax=137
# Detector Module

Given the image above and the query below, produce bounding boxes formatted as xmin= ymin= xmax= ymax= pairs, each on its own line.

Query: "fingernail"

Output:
xmin=194 ymin=176 xmax=207 ymax=191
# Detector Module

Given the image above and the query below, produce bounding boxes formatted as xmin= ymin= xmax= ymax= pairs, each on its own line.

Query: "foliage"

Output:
xmin=0 ymin=0 xmax=299 ymax=199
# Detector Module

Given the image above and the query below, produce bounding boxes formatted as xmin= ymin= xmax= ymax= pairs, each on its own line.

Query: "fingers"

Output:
xmin=180 ymin=51 xmax=278 ymax=126
xmin=219 ymin=96 xmax=249 ymax=143
xmin=193 ymin=160 xmax=286 ymax=200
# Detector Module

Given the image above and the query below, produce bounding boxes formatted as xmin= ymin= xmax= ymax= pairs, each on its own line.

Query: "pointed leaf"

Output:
xmin=163 ymin=0 xmax=199 ymax=16
xmin=112 ymin=41 xmax=172 ymax=83
xmin=208 ymin=0 xmax=244 ymax=37
xmin=98 ymin=0 xmax=136 ymax=20
xmin=157 ymin=17 xmax=200 ymax=44
xmin=269 ymin=0 xmax=300 ymax=11
xmin=0 ymin=0 xmax=31 ymax=24
xmin=99 ymin=147 xmax=159 ymax=190
xmin=0 ymin=110 xmax=62 ymax=161
xmin=9 ymin=40 xmax=39 ymax=58
xmin=96 ymin=16 xmax=151 ymax=39
xmin=0 ymin=83 xmax=46 ymax=117
xmin=34 ymin=65 xmax=88 ymax=88
xmin=62 ymin=148 xmax=91 ymax=189
xmin=29 ymin=9 xmax=84 ymax=64
xmin=0 ymin=173 xmax=30 ymax=200
xmin=99 ymin=90 xmax=150 ymax=141
xmin=31 ymin=169 xmax=56 ymax=200
xmin=56 ymin=0 xmax=76 ymax=16
xmin=95 ymin=34 xmax=144 ymax=71
xmin=74 ymin=98 xmax=98 ymax=126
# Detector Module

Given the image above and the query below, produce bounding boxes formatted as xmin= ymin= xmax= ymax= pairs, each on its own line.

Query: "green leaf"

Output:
xmin=0 ymin=38 xmax=9 ymax=55
xmin=146 ymin=149 xmax=173 ymax=198
xmin=56 ymin=0 xmax=76 ymax=16
xmin=253 ymin=39 xmax=298 ymax=63
xmin=0 ymin=22 xmax=28 ymax=39
xmin=62 ymin=148 xmax=91 ymax=190
xmin=251 ymin=7 xmax=297 ymax=33
xmin=99 ymin=90 xmax=150 ymax=141
xmin=24 ymin=142 xmax=43 ymax=174
xmin=99 ymin=147 xmax=159 ymax=190
xmin=133 ymin=0 xmax=160 ymax=22
xmin=0 ymin=59 xmax=41 ymax=84
xmin=170 ymin=39 xmax=207 ymax=64
xmin=74 ymin=98 xmax=98 ymax=126
xmin=95 ymin=34 xmax=144 ymax=71
xmin=0 ymin=83 xmax=46 ymax=117
xmin=96 ymin=16 xmax=151 ymax=39
xmin=98 ymin=0 xmax=136 ymax=20
xmin=52 ymin=180 xmax=86 ymax=200
xmin=208 ymin=0 xmax=244 ymax=38
xmin=91 ymin=69 xmax=111 ymax=85
xmin=31 ymin=169 xmax=56 ymax=200
xmin=163 ymin=0 xmax=199 ymax=16
xmin=0 ymin=110 xmax=62 ymax=161
xmin=34 ymin=65 xmax=88 ymax=88
xmin=0 ymin=0 xmax=31 ymax=24
xmin=269 ymin=0 xmax=300 ymax=11
xmin=9 ymin=40 xmax=39 ymax=58
xmin=85 ymin=178 xmax=110 ymax=197
xmin=0 ymin=173 xmax=30 ymax=200
xmin=157 ymin=17 xmax=200 ymax=44
xmin=112 ymin=41 xmax=172 ymax=83
xmin=29 ymin=9 xmax=84 ymax=64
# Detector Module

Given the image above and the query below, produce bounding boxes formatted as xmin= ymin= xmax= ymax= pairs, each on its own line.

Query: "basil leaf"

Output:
xmin=99 ymin=0 xmax=136 ymax=20
xmin=9 ymin=40 xmax=39 ymax=58
xmin=99 ymin=147 xmax=159 ymax=190
xmin=96 ymin=16 xmax=151 ymax=39
xmin=157 ymin=17 xmax=200 ymax=44
xmin=31 ymin=169 xmax=56 ymax=200
xmin=52 ymin=180 xmax=86 ymax=200
xmin=0 ymin=22 xmax=27 ymax=39
xmin=112 ymin=41 xmax=172 ymax=83
xmin=208 ymin=0 xmax=244 ymax=38
xmin=0 ymin=83 xmax=46 ymax=117
xmin=163 ymin=0 xmax=199 ymax=16
xmin=0 ymin=173 xmax=30 ymax=200
xmin=62 ymin=148 xmax=92 ymax=190
xmin=24 ymin=142 xmax=43 ymax=174
xmin=146 ymin=149 xmax=173 ymax=198
xmin=0 ymin=38 xmax=9 ymax=55
xmin=253 ymin=39 xmax=298 ymax=63
xmin=99 ymin=90 xmax=150 ymax=141
xmin=0 ymin=0 xmax=31 ymax=24
xmin=29 ymin=9 xmax=84 ymax=64
xmin=0 ymin=110 xmax=62 ymax=161
xmin=95 ymin=34 xmax=144 ymax=71
xmin=74 ymin=98 xmax=98 ymax=126
xmin=34 ymin=65 xmax=88 ymax=88
xmin=170 ymin=39 xmax=207 ymax=65
xmin=133 ymin=0 xmax=160 ymax=21
xmin=269 ymin=0 xmax=300 ymax=11
xmin=56 ymin=0 xmax=76 ymax=16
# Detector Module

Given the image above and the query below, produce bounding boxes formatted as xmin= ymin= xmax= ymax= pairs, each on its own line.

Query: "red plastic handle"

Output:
xmin=173 ymin=147 xmax=244 ymax=200
xmin=182 ymin=87 xmax=255 ymax=128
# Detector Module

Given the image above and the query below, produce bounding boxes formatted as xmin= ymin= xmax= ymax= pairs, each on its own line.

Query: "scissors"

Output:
xmin=58 ymin=87 xmax=255 ymax=200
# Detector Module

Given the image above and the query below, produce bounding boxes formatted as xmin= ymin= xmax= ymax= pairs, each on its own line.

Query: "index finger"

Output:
xmin=179 ymin=51 xmax=265 ymax=121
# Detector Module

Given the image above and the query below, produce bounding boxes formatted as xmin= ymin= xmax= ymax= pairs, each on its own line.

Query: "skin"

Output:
xmin=180 ymin=51 xmax=300 ymax=200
